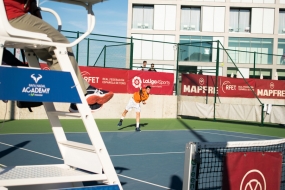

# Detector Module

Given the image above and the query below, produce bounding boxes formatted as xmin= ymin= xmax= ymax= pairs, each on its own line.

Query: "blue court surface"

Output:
xmin=0 ymin=130 xmax=280 ymax=190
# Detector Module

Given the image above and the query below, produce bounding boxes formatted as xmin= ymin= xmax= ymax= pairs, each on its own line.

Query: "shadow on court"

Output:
xmin=0 ymin=119 xmax=15 ymax=124
xmin=0 ymin=141 xmax=30 ymax=159
xmin=83 ymin=167 xmax=129 ymax=187
xmin=169 ymin=175 xmax=183 ymax=190
xmin=118 ymin=123 xmax=148 ymax=130
xmin=178 ymin=119 xmax=207 ymax=142
xmin=115 ymin=166 xmax=130 ymax=174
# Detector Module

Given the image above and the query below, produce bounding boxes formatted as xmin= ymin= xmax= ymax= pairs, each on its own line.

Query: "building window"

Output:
xmin=180 ymin=7 xmax=201 ymax=31
xmin=179 ymin=36 xmax=213 ymax=62
xmin=277 ymin=39 xmax=285 ymax=64
xmin=279 ymin=10 xmax=285 ymax=34
xmin=132 ymin=5 xmax=154 ymax=29
xmin=229 ymin=9 xmax=251 ymax=33
xmin=276 ymin=69 xmax=285 ymax=80
xmin=228 ymin=37 xmax=273 ymax=64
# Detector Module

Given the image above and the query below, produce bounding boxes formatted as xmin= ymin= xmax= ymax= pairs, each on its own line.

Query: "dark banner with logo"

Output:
xmin=0 ymin=67 xmax=80 ymax=103
xmin=40 ymin=64 xmax=174 ymax=95
xmin=222 ymin=152 xmax=282 ymax=190
xmin=181 ymin=74 xmax=285 ymax=99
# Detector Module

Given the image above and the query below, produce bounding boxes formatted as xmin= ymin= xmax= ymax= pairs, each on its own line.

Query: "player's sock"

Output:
xmin=121 ymin=116 xmax=124 ymax=120
xmin=136 ymin=123 xmax=140 ymax=128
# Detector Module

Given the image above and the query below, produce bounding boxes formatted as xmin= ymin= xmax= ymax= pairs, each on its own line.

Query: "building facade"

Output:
xmin=127 ymin=0 xmax=285 ymax=79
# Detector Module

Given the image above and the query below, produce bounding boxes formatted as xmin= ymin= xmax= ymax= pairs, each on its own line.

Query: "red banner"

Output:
xmin=40 ymin=64 xmax=174 ymax=95
xmin=127 ymin=70 xmax=173 ymax=95
xmin=181 ymin=74 xmax=285 ymax=99
xmin=255 ymin=79 xmax=285 ymax=99
xmin=223 ymin=152 xmax=282 ymax=190
xmin=219 ymin=77 xmax=255 ymax=98
xmin=181 ymin=74 xmax=216 ymax=97
xmin=79 ymin=66 xmax=128 ymax=93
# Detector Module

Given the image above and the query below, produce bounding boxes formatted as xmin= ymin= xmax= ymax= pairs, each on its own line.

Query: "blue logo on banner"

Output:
xmin=0 ymin=66 xmax=81 ymax=103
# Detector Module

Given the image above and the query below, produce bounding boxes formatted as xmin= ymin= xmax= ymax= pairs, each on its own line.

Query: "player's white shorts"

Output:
xmin=125 ymin=98 xmax=140 ymax=112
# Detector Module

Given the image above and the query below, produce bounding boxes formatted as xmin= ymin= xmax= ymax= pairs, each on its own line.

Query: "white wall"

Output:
xmin=202 ymin=7 xmax=214 ymax=32
xmin=237 ymin=68 xmax=250 ymax=78
xmin=212 ymin=37 xmax=224 ymax=62
xmin=251 ymin=8 xmax=274 ymax=34
xmin=132 ymin=34 xmax=142 ymax=59
xmin=231 ymin=0 xmax=274 ymax=3
xmin=202 ymin=6 xmax=225 ymax=32
xmin=132 ymin=34 xmax=175 ymax=60
xmin=153 ymin=35 xmax=164 ymax=60
xmin=154 ymin=5 xmax=176 ymax=31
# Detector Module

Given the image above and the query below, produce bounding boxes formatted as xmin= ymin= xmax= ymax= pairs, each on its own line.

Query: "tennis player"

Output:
xmin=117 ymin=85 xmax=151 ymax=132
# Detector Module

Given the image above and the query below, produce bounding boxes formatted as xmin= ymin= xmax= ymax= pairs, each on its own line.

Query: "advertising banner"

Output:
xmin=222 ymin=152 xmax=282 ymax=190
xmin=255 ymin=79 xmax=285 ymax=99
xmin=40 ymin=64 xmax=174 ymax=95
xmin=219 ymin=77 xmax=255 ymax=98
xmin=79 ymin=66 xmax=129 ymax=93
xmin=181 ymin=73 xmax=285 ymax=99
xmin=128 ymin=70 xmax=174 ymax=95
xmin=0 ymin=66 xmax=80 ymax=103
xmin=181 ymin=74 xmax=216 ymax=97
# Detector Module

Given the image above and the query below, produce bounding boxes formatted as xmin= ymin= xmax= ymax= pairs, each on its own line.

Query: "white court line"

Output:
xmin=117 ymin=174 xmax=171 ymax=189
xmin=198 ymin=129 xmax=284 ymax=139
xmin=196 ymin=131 xmax=263 ymax=140
xmin=0 ymin=141 xmax=177 ymax=189
xmin=0 ymin=128 xmax=281 ymax=139
xmin=0 ymin=142 xmax=63 ymax=160
xmin=111 ymin=152 xmax=184 ymax=157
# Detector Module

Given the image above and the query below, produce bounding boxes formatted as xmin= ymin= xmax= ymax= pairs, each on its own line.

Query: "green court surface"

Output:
xmin=0 ymin=118 xmax=284 ymax=138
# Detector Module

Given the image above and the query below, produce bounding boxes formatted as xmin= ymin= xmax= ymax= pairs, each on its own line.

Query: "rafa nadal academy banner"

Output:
xmin=40 ymin=64 xmax=174 ymax=95
xmin=181 ymin=74 xmax=285 ymax=99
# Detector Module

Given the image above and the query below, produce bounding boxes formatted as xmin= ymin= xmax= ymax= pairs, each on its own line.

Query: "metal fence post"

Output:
xmin=87 ymin=38 xmax=90 ymax=66
xmin=76 ymin=31 xmax=80 ymax=62
xmin=130 ymin=36 xmax=133 ymax=70
xmin=261 ymin=103 xmax=264 ymax=126
xmin=214 ymin=41 xmax=219 ymax=121
xmin=176 ymin=44 xmax=179 ymax=95
xmin=254 ymin=51 xmax=256 ymax=78
xmin=103 ymin=45 xmax=106 ymax=68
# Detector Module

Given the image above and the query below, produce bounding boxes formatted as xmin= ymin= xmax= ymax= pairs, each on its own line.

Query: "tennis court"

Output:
xmin=0 ymin=118 xmax=284 ymax=190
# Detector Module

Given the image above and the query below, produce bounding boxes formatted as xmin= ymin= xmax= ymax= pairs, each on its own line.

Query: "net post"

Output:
xmin=182 ymin=142 xmax=198 ymax=190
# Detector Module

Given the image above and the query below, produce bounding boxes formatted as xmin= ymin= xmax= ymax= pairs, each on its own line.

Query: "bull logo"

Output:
xmin=31 ymin=74 xmax=42 ymax=84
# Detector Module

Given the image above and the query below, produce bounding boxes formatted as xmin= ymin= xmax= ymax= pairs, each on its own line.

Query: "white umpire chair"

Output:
xmin=0 ymin=0 xmax=122 ymax=189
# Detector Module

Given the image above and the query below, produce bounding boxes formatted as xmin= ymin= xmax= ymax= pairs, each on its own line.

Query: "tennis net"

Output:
xmin=182 ymin=138 xmax=285 ymax=190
